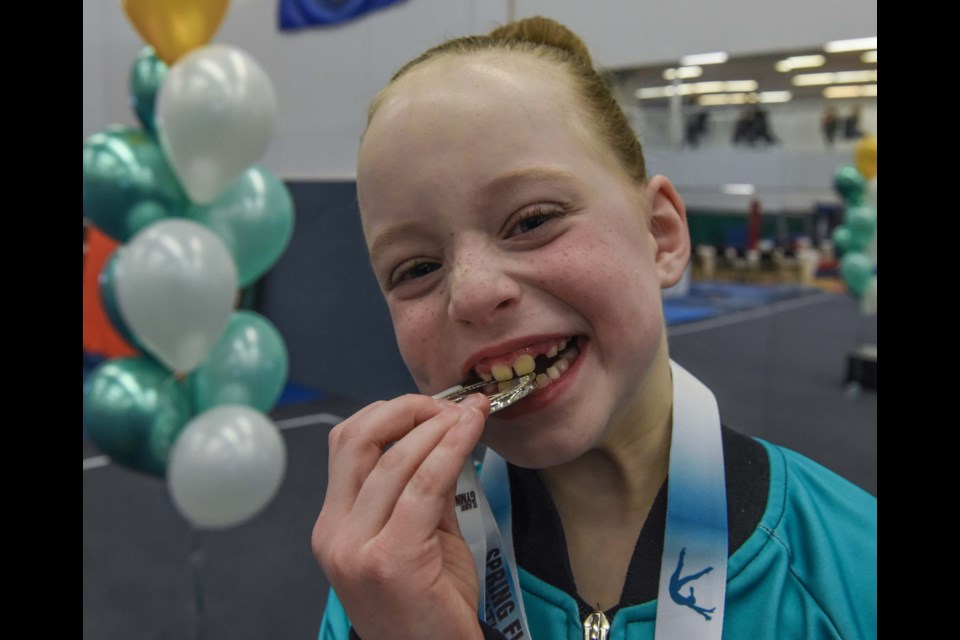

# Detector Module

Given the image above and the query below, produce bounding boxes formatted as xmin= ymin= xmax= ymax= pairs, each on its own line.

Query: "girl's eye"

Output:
xmin=508 ymin=206 xmax=564 ymax=237
xmin=516 ymin=213 xmax=552 ymax=233
xmin=392 ymin=260 xmax=440 ymax=285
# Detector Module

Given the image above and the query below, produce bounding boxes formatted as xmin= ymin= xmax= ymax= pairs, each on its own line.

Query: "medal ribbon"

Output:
xmin=455 ymin=360 xmax=727 ymax=639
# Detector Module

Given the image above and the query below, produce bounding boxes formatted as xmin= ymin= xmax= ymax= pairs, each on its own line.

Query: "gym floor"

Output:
xmin=83 ymin=286 xmax=876 ymax=640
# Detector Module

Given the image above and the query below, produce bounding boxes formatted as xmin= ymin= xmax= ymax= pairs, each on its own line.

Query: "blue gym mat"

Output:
xmin=663 ymin=282 xmax=819 ymax=326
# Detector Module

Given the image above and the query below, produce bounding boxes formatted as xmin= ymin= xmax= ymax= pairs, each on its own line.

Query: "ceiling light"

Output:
xmin=638 ymin=81 xmax=762 ymax=100
xmin=725 ymin=80 xmax=760 ymax=92
xmin=697 ymin=91 xmax=789 ymax=106
xmin=690 ymin=81 xmax=727 ymax=94
xmin=698 ymin=94 xmax=750 ymax=106
xmin=792 ymin=73 xmax=835 ymax=86
xmin=824 ymin=37 xmax=877 ymax=52
xmin=636 ymin=86 xmax=674 ymax=99
xmin=836 ymin=70 xmax=877 ymax=83
xmin=793 ymin=70 xmax=876 ymax=86
xmin=681 ymin=52 xmax=728 ymax=66
xmin=861 ymin=50 xmax=877 ymax=63
xmin=775 ymin=55 xmax=826 ymax=72
xmin=663 ymin=66 xmax=703 ymax=80
xmin=759 ymin=91 xmax=792 ymax=103
xmin=723 ymin=184 xmax=756 ymax=195
xmin=824 ymin=84 xmax=877 ymax=98
xmin=687 ymin=81 xmax=757 ymax=94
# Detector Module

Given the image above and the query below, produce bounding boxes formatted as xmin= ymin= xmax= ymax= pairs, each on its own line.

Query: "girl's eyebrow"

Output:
xmin=480 ymin=167 xmax=579 ymax=201
xmin=368 ymin=221 xmax=423 ymax=264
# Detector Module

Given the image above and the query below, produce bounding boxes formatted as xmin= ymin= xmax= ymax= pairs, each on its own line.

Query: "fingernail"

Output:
xmin=459 ymin=393 xmax=488 ymax=409
xmin=458 ymin=406 xmax=480 ymax=424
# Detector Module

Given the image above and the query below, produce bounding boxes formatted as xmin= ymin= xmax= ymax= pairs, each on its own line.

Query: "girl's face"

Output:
xmin=358 ymin=54 xmax=689 ymax=467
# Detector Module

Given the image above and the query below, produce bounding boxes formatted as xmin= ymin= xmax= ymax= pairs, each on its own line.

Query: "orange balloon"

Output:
xmin=854 ymin=134 xmax=877 ymax=180
xmin=122 ymin=0 xmax=231 ymax=65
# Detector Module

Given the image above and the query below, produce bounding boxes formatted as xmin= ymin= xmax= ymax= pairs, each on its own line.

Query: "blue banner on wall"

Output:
xmin=279 ymin=0 xmax=406 ymax=30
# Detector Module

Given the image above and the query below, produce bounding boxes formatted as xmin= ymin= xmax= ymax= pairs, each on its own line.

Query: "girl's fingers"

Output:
xmin=349 ymin=404 xmax=468 ymax=537
xmin=381 ymin=399 xmax=488 ymax=543
xmin=322 ymin=395 xmax=449 ymax=513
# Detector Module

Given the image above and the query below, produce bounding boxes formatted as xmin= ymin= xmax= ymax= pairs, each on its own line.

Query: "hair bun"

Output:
xmin=489 ymin=16 xmax=593 ymax=67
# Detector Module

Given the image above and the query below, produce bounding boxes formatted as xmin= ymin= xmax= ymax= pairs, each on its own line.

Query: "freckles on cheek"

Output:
xmin=548 ymin=235 xmax=661 ymax=323
xmin=392 ymin=304 xmax=445 ymax=386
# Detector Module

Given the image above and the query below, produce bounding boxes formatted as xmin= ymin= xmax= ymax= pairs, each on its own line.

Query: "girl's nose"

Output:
xmin=447 ymin=247 xmax=521 ymax=326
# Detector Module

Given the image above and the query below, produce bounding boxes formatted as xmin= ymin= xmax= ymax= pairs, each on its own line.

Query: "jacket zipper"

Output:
xmin=583 ymin=609 xmax=610 ymax=640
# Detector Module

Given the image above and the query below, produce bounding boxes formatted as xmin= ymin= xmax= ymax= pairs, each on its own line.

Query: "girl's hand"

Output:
xmin=312 ymin=393 xmax=491 ymax=640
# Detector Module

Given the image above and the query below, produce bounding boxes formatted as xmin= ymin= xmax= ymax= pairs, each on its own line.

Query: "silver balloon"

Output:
xmin=156 ymin=44 xmax=278 ymax=204
xmin=167 ymin=405 xmax=287 ymax=529
xmin=115 ymin=219 xmax=238 ymax=373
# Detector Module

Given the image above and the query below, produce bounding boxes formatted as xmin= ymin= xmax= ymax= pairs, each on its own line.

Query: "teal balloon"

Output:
xmin=833 ymin=165 xmax=865 ymax=205
xmin=84 ymin=357 xmax=192 ymax=477
xmin=83 ymin=125 xmax=188 ymax=242
xmin=186 ymin=166 xmax=295 ymax=287
xmin=129 ymin=47 xmax=168 ymax=135
xmin=98 ymin=250 xmax=145 ymax=352
xmin=840 ymin=252 xmax=874 ymax=298
xmin=189 ymin=310 xmax=289 ymax=413
xmin=845 ymin=204 xmax=877 ymax=251
xmin=832 ymin=226 xmax=852 ymax=251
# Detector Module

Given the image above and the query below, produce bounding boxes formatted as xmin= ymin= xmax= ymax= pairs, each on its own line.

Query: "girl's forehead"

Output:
xmin=364 ymin=53 xmax=579 ymax=145
xmin=358 ymin=53 xmax=622 ymax=200
xmin=388 ymin=52 xmax=568 ymax=104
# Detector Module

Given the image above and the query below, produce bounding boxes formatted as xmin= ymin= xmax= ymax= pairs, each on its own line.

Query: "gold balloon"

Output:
xmin=854 ymin=134 xmax=877 ymax=180
xmin=122 ymin=0 xmax=231 ymax=65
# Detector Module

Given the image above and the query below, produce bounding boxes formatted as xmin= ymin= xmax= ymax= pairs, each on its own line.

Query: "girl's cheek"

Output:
xmin=392 ymin=302 xmax=446 ymax=387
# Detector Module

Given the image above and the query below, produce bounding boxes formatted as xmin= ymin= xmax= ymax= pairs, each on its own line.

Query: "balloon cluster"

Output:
xmin=832 ymin=135 xmax=877 ymax=315
xmin=83 ymin=0 xmax=293 ymax=530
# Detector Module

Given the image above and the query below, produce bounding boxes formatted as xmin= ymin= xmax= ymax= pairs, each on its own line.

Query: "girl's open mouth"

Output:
xmin=467 ymin=335 xmax=582 ymax=398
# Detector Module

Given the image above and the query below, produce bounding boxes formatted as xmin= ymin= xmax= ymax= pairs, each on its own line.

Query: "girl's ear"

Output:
xmin=645 ymin=175 xmax=691 ymax=288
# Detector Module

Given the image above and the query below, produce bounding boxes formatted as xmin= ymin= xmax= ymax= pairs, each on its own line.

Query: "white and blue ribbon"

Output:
xmin=455 ymin=455 xmax=531 ymax=639
xmin=653 ymin=361 xmax=727 ymax=640
xmin=456 ymin=359 xmax=727 ymax=640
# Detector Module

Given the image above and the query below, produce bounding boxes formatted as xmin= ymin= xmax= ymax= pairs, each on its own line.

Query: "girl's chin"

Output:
xmin=482 ymin=436 xmax=594 ymax=470
xmin=481 ymin=413 xmax=600 ymax=470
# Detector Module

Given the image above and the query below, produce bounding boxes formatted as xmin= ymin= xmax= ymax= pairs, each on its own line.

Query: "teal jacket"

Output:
xmin=319 ymin=439 xmax=877 ymax=639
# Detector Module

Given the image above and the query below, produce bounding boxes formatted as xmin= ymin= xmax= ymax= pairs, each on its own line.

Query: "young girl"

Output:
xmin=312 ymin=17 xmax=877 ymax=640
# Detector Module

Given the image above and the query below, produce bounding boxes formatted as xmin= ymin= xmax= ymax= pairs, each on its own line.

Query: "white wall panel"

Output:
xmin=83 ymin=0 xmax=875 ymax=180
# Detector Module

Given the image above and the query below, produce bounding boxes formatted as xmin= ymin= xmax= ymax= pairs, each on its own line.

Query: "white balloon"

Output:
xmin=168 ymin=406 xmax=286 ymax=529
xmin=116 ymin=219 xmax=238 ymax=373
xmin=157 ymin=44 xmax=278 ymax=204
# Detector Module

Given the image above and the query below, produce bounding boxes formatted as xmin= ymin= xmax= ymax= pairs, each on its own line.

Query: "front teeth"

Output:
xmin=476 ymin=338 xmax=580 ymax=389
xmin=491 ymin=354 xmax=539 ymax=380
xmin=491 ymin=363 xmax=514 ymax=382
xmin=513 ymin=354 xmax=536 ymax=376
